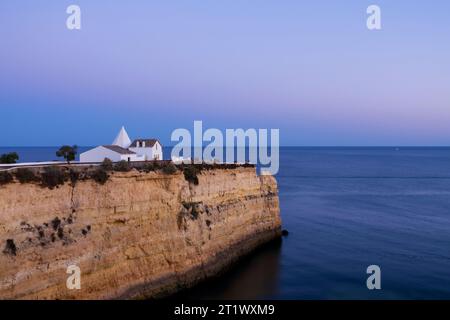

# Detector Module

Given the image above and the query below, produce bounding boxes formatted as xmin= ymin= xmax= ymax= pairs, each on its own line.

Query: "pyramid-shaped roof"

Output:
xmin=112 ymin=126 xmax=132 ymax=148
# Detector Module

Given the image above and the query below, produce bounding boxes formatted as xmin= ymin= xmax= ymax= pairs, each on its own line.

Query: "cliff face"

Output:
xmin=0 ymin=167 xmax=281 ymax=299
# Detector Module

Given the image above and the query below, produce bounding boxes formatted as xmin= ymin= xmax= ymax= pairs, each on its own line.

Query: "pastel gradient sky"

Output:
xmin=1 ymin=1 xmax=450 ymax=146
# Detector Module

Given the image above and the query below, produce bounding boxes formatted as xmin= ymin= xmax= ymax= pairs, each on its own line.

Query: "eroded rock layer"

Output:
xmin=0 ymin=167 xmax=281 ymax=299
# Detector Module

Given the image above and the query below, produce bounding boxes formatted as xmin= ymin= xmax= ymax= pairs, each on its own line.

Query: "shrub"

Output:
xmin=162 ymin=162 xmax=178 ymax=175
xmin=183 ymin=165 xmax=199 ymax=185
xmin=41 ymin=166 xmax=66 ymax=189
xmin=14 ymin=168 xmax=38 ymax=184
xmin=182 ymin=201 xmax=200 ymax=219
xmin=0 ymin=171 xmax=13 ymax=185
xmin=142 ymin=162 xmax=155 ymax=172
xmin=143 ymin=161 xmax=161 ymax=172
xmin=101 ymin=158 xmax=114 ymax=171
xmin=143 ymin=162 xmax=156 ymax=172
xmin=3 ymin=239 xmax=17 ymax=256
xmin=51 ymin=217 xmax=61 ymax=231
xmin=57 ymin=227 xmax=64 ymax=239
xmin=0 ymin=152 xmax=19 ymax=164
xmin=69 ymin=169 xmax=80 ymax=185
xmin=91 ymin=168 xmax=109 ymax=185
xmin=153 ymin=161 xmax=161 ymax=170
xmin=114 ymin=160 xmax=131 ymax=172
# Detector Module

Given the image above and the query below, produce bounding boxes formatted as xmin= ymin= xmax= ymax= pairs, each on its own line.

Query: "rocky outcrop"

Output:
xmin=0 ymin=167 xmax=281 ymax=299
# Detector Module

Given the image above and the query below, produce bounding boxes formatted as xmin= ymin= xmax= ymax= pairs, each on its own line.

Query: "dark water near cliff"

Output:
xmin=2 ymin=147 xmax=450 ymax=299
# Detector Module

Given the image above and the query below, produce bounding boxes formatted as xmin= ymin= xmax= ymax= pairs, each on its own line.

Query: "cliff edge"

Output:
xmin=0 ymin=166 xmax=281 ymax=299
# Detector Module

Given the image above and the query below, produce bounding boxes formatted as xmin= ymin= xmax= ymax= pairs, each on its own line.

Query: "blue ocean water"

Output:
xmin=0 ymin=147 xmax=93 ymax=163
xmin=2 ymin=147 xmax=450 ymax=299
xmin=276 ymin=147 xmax=450 ymax=299
xmin=178 ymin=147 xmax=450 ymax=300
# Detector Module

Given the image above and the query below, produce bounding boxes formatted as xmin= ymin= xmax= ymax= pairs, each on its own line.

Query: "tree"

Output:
xmin=0 ymin=152 xmax=19 ymax=164
xmin=56 ymin=145 xmax=78 ymax=164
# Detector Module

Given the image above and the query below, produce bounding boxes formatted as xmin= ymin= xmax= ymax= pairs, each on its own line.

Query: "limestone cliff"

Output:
xmin=0 ymin=167 xmax=281 ymax=299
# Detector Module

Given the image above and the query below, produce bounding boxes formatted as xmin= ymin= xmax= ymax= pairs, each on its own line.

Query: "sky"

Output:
xmin=1 ymin=0 xmax=450 ymax=146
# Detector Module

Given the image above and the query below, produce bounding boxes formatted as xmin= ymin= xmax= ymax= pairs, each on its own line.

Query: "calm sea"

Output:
xmin=2 ymin=147 xmax=450 ymax=299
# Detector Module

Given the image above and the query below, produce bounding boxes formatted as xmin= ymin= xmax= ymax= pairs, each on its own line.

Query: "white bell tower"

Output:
xmin=112 ymin=126 xmax=132 ymax=148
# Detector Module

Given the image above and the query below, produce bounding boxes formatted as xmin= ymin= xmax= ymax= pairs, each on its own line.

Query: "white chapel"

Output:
xmin=79 ymin=127 xmax=163 ymax=163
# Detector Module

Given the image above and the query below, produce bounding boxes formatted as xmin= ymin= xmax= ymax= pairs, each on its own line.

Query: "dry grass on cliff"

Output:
xmin=0 ymin=161 xmax=255 ymax=189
